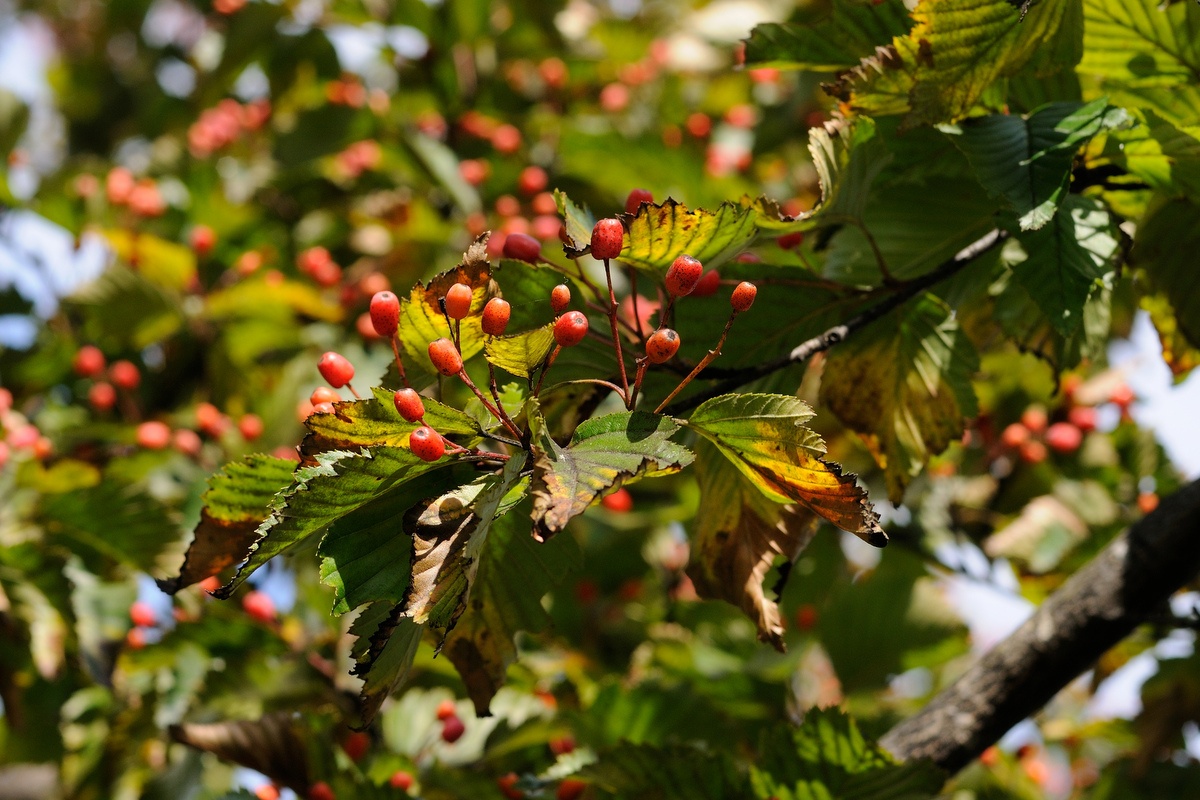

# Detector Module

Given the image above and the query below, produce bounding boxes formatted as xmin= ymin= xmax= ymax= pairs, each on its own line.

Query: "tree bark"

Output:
xmin=880 ymin=477 xmax=1200 ymax=774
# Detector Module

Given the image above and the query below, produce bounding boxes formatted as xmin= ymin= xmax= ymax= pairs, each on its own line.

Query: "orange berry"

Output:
xmin=730 ymin=281 xmax=757 ymax=312
xmin=444 ymin=283 xmax=473 ymax=320
xmin=554 ymin=311 xmax=589 ymax=347
xmin=428 ymin=338 xmax=463 ymax=375
xmin=645 ymin=328 xmax=680 ymax=363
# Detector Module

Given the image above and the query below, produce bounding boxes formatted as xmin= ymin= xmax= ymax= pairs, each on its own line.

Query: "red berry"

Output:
xmin=318 ymin=352 xmax=355 ymax=388
xmin=239 ymin=414 xmax=264 ymax=441
xmin=590 ymin=218 xmax=624 ymax=260
xmin=444 ymin=283 xmax=473 ymax=320
xmin=1000 ymin=423 xmax=1029 ymax=449
xmin=1045 ymin=422 xmax=1083 ymax=453
xmin=441 ymin=715 xmax=466 ymax=743
xmin=125 ymin=628 xmax=146 ymax=649
xmin=557 ymin=779 xmax=587 ymax=800
xmin=645 ymin=328 xmax=680 ymax=363
xmin=88 ymin=382 xmax=117 ymax=412
xmin=665 ymin=254 xmax=703 ymax=297
xmin=1021 ymin=406 xmax=1048 ymax=435
xmin=311 ymin=387 xmax=341 ymax=406
xmin=370 ymin=290 xmax=401 ymax=337
xmin=796 ymin=604 xmax=818 ymax=631
xmin=551 ymin=284 xmax=571 ymax=313
xmin=198 ymin=576 xmax=221 ymax=593
xmin=342 ymin=731 xmax=370 ymax=762
xmin=777 ymin=231 xmax=805 ymax=250
xmin=110 ymin=360 xmax=141 ymax=390
xmin=503 ymin=232 xmax=542 ymax=263
xmin=492 ymin=124 xmax=522 ymax=154
xmin=554 ymin=311 xmax=589 ymax=347
xmin=624 ymin=188 xmax=653 ymax=214
xmin=410 ymin=426 xmax=445 ymax=462
xmin=307 ymin=782 xmax=335 ymax=800
xmin=242 ymin=590 xmax=276 ymax=623
xmin=255 ymin=785 xmax=280 ymax=800
xmin=600 ymin=487 xmax=633 ymax=512
xmin=482 ymin=297 xmax=511 ymax=336
xmin=497 ymin=773 xmax=523 ymax=799
xmin=130 ymin=601 xmax=157 ymax=628
xmin=73 ymin=345 xmax=106 ymax=377
xmin=691 ymin=269 xmax=720 ymax=297
xmin=312 ymin=402 xmax=335 ymax=415
xmin=1019 ymin=440 xmax=1047 ymax=464
xmin=436 ymin=699 xmax=458 ymax=721
xmin=1138 ymin=492 xmax=1159 ymax=514
xmin=518 ymin=165 xmax=549 ymax=196
xmin=1110 ymin=383 xmax=1135 ymax=409
xmin=730 ymin=281 xmax=757 ymax=312
xmin=1067 ymin=405 xmax=1097 ymax=433
xmin=174 ymin=429 xmax=202 ymax=457
xmin=394 ymin=388 xmax=425 ymax=422
xmin=389 ymin=771 xmax=414 ymax=790
xmin=136 ymin=421 xmax=171 ymax=450
xmin=428 ymin=338 xmax=463 ymax=375
xmin=190 ymin=225 xmax=216 ymax=256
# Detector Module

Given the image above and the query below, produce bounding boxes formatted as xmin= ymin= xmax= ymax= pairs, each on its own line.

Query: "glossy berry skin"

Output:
xmin=645 ymin=328 xmax=680 ymax=363
xmin=369 ymin=290 xmax=401 ymax=337
xmin=307 ymin=782 xmax=336 ymax=800
xmin=444 ymin=283 xmax=473 ymax=320
xmin=692 ymin=269 xmax=721 ymax=297
xmin=550 ymin=284 xmax=571 ymax=313
xmin=394 ymin=388 xmax=425 ymax=422
xmin=601 ymin=487 xmax=633 ymax=512
xmin=554 ymin=311 xmax=589 ymax=347
xmin=310 ymin=386 xmax=340 ymax=405
xmin=441 ymin=715 xmax=466 ymax=743
xmin=318 ymin=351 xmax=355 ymax=388
xmin=625 ymin=188 xmax=653 ymax=214
xmin=557 ymin=779 xmax=587 ymax=800
xmin=73 ymin=345 xmax=106 ymax=377
xmin=428 ymin=338 xmax=463 ymax=376
xmin=665 ymin=254 xmax=703 ymax=297
xmin=410 ymin=426 xmax=445 ymax=462
xmin=482 ymin=297 xmax=511 ymax=336
xmin=503 ymin=232 xmax=542 ymax=263
xmin=1045 ymin=422 xmax=1083 ymax=453
xmin=590 ymin=218 xmax=624 ymax=260
xmin=730 ymin=281 xmax=757 ymax=312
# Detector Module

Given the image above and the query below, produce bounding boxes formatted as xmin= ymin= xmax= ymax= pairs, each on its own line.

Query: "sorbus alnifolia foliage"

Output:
xmin=73 ymin=345 xmax=106 ymax=377
xmin=307 ymin=781 xmax=336 ymax=800
xmin=665 ymin=254 xmax=703 ymax=297
xmin=550 ymin=284 xmax=571 ymax=313
xmin=110 ymin=360 xmax=141 ymax=390
xmin=310 ymin=387 xmax=340 ymax=406
xmin=136 ymin=421 xmax=171 ymax=450
xmin=393 ymin=388 xmax=425 ymax=422
xmin=503 ymin=232 xmax=542 ymax=263
xmin=625 ymin=187 xmax=653 ymax=214
xmin=731 ymin=281 xmax=758 ymax=312
xmin=554 ymin=311 xmax=589 ymax=347
xmin=646 ymin=328 xmax=680 ymax=363
xmin=409 ymin=426 xmax=445 ymax=462
xmin=435 ymin=699 xmax=457 ymax=720
xmin=389 ymin=772 xmax=414 ymax=790
xmin=444 ymin=282 xmax=473 ymax=319
xmin=242 ymin=590 xmax=276 ymax=623
xmin=318 ymin=352 xmax=355 ymax=388
xmin=369 ymin=290 xmax=400 ymax=337
xmin=590 ymin=218 xmax=624 ymax=260
xmin=692 ymin=269 xmax=721 ymax=297
xmin=441 ymin=714 xmax=466 ymax=743
xmin=428 ymin=338 xmax=464 ymax=375
xmin=129 ymin=601 xmax=157 ymax=627
xmin=482 ymin=297 xmax=511 ymax=336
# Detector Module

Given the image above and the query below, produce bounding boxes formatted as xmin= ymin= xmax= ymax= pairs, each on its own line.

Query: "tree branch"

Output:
xmin=662 ymin=228 xmax=1007 ymax=415
xmin=880 ymin=477 xmax=1200 ymax=774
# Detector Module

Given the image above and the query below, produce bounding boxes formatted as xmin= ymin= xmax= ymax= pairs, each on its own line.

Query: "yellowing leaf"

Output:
xmin=102 ymin=228 xmax=196 ymax=290
xmin=618 ymin=199 xmax=761 ymax=271
xmin=685 ymin=393 xmax=885 ymax=544
xmin=820 ymin=297 xmax=978 ymax=503
xmin=205 ymin=278 xmax=344 ymax=323
xmin=485 ymin=324 xmax=556 ymax=378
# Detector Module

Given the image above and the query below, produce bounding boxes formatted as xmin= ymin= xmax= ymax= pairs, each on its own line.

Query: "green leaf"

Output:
xmin=205 ymin=278 xmax=344 ymax=323
xmin=1010 ymin=194 xmax=1119 ymax=336
xmin=351 ymin=602 xmax=425 ymax=725
xmin=555 ymin=189 xmax=597 ymax=258
xmin=819 ymin=296 xmax=979 ymax=503
xmin=1114 ymin=112 xmax=1200 ymax=200
xmin=616 ymin=199 xmax=761 ymax=272
xmin=530 ymin=406 xmax=694 ymax=541
xmin=0 ymin=88 xmax=29 ymax=157
xmin=101 ymin=230 xmax=196 ymax=291
xmin=808 ymin=117 xmax=892 ymax=226
xmin=396 ymin=236 xmax=499 ymax=387
xmin=750 ymin=709 xmax=946 ymax=800
xmin=1141 ymin=292 xmax=1200 ymax=380
xmin=689 ymin=441 xmax=818 ymax=651
xmin=744 ymin=2 xmax=914 ymax=72
xmin=64 ymin=559 xmax=137 ymax=685
xmin=442 ymin=498 xmax=582 ymax=715
xmin=38 ymin=482 xmax=179 ymax=573
xmin=406 ymin=131 xmax=481 ymax=214
xmin=829 ymin=0 xmax=1072 ymax=127
xmin=685 ymin=393 xmax=885 ymax=544
xmin=580 ymin=742 xmax=749 ymax=800
xmin=484 ymin=324 xmax=556 ymax=379
xmin=951 ymin=99 xmax=1130 ymax=230
xmin=1135 ymin=198 xmax=1200 ymax=355
xmin=159 ymin=455 xmax=297 ymax=593
xmin=71 ymin=265 xmax=185 ymax=350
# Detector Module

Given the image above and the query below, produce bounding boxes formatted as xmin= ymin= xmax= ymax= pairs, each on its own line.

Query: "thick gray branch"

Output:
xmin=881 ymin=477 xmax=1200 ymax=774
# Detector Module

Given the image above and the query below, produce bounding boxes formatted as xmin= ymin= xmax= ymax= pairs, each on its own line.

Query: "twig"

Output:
xmin=602 ymin=258 xmax=631 ymax=406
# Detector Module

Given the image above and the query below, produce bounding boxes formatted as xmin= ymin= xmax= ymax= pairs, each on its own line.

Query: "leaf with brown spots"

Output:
xmin=820 ymin=296 xmax=978 ymax=503
xmin=350 ymin=600 xmax=425 ymax=725
xmin=157 ymin=455 xmax=296 ymax=594
xmin=618 ymin=198 xmax=761 ymax=272
xmin=684 ymin=393 xmax=885 ymax=545
xmin=689 ymin=441 xmax=818 ymax=651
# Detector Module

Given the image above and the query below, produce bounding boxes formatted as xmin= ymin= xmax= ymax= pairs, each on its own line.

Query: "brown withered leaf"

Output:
xmin=171 ymin=713 xmax=310 ymax=792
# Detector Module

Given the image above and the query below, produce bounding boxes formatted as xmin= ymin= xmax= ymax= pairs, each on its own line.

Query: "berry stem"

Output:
xmin=567 ymin=257 xmax=603 ymax=297
xmin=533 ymin=345 xmax=562 ymax=396
xmin=628 ymin=358 xmax=650 ymax=410
xmin=390 ymin=337 xmax=411 ymax=388
xmin=346 ymin=382 xmax=363 ymax=400
xmin=602 ymin=258 xmax=631 ymax=407
xmin=654 ymin=314 xmax=737 ymax=414
xmin=628 ymin=267 xmax=647 ymax=344
xmin=457 ymin=370 xmax=523 ymax=440
xmin=550 ymin=377 xmax=626 ymax=396
xmin=487 ymin=362 xmax=522 ymax=437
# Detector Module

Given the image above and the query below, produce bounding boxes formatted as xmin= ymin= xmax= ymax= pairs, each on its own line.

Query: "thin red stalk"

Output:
xmin=346 ymin=382 xmax=362 ymax=400
xmin=533 ymin=345 xmax=562 ymax=396
xmin=390 ymin=337 xmax=410 ymax=388
xmin=603 ymin=257 xmax=631 ymax=406
xmin=458 ymin=369 xmax=522 ymax=439
xmin=654 ymin=314 xmax=737 ymax=413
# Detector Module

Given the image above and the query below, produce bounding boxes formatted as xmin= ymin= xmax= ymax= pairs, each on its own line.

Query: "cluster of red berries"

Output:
xmin=0 ymin=388 xmax=52 ymax=466
xmin=496 ymin=772 xmax=586 ymax=799
xmin=298 ymin=246 xmax=342 ymax=288
xmin=74 ymin=167 xmax=169 ymax=217
xmin=187 ymin=97 xmax=270 ymax=158
xmin=436 ymin=698 xmax=467 ymax=743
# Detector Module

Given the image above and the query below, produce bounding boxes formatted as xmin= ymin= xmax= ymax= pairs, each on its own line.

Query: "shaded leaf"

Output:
xmin=530 ymin=406 xmax=694 ymax=541
xmin=351 ymin=602 xmax=425 ymax=726
xmin=1134 ymin=198 xmax=1200 ymax=355
xmin=744 ymin=2 xmax=914 ymax=72
xmin=171 ymin=713 xmax=310 ymax=793
xmin=685 ymin=393 xmax=885 ymax=544
xmin=555 ymin=190 xmax=597 ymax=259
xmin=820 ymin=296 xmax=979 ymax=503
xmin=484 ymin=324 xmax=556 ymax=379
xmin=38 ymin=482 xmax=180 ymax=573
xmin=205 ymin=278 xmax=344 ymax=323
xmin=1142 ymin=292 xmax=1200 ymax=380
xmin=808 ymin=117 xmax=892 ymax=226
xmin=580 ymin=742 xmax=749 ymax=800
xmin=159 ymin=455 xmax=296 ymax=594
xmin=72 ymin=265 xmax=185 ymax=350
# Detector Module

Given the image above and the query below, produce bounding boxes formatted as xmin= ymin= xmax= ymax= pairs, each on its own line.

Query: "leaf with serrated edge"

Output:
xmin=442 ymin=498 xmax=581 ymax=715
xmin=351 ymin=601 xmax=425 ymax=725
xmin=530 ymin=404 xmax=694 ymax=541
xmin=820 ymin=297 xmax=978 ymax=503
xmin=159 ymin=455 xmax=296 ymax=593
xmin=689 ymin=440 xmax=818 ymax=651
xmin=744 ymin=1 xmax=914 ymax=72
xmin=485 ymin=324 xmax=556 ymax=378
xmin=618 ymin=198 xmax=761 ymax=272
xmin=685 ymin=393 xmax=885 ymax=545
xmin=555 ymin=189 xmax=597 ymax=258
xmin=581 ymin=742 xmax=748 ymax=800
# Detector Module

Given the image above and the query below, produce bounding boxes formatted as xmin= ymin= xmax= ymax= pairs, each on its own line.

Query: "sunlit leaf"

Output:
xmin=484 ymin=324 xmax=555 ymax=379
xmin=1134 ymin=197 xmax=1200 ymax=355
xmin=351 ymin=602 xmax=425 ymax=725
xmin=102 ymin=229 xmax=196 ymax=290
xmin=618 ymin=199 xmax=761 ymax=272
xmin=744 ymin=2 xmax=914 ymax=72
xmin=205 ymin=278 xmax=344 ymax=323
